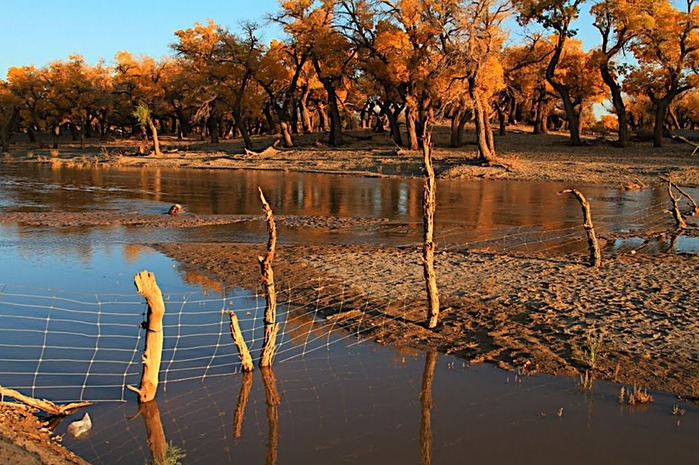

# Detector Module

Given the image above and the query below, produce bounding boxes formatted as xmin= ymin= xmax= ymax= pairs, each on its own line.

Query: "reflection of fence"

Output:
xmin=0 ymin=189 xmax=696 ymax=403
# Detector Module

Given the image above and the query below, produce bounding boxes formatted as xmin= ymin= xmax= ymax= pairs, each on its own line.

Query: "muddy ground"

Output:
xmin=6 ymin=124 xmax=699 ymax=187
xmin=2 ymin=125 xmax=699 ymax=461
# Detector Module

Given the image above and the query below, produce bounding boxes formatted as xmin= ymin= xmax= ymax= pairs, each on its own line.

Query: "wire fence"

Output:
xmin=0 ymin=193 xmax=696 ymax=403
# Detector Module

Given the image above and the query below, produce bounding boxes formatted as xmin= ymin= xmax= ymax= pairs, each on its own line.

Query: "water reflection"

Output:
xmin=420 ymin=351 xmax=437 ymax=465
xmin=1 ymin=164 xmax=688 ymax=252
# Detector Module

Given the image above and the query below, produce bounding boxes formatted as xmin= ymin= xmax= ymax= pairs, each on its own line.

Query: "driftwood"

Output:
xmin=669 ymin=133 xmax=699 ymax=155
xmin=0 ymin=385 xmax=92 ymax=416
xmin=258 ymin=188 xmax=279 ymax=368
xmin=128 ymin=270 xmax=165 ymax=403
xmin=229 ymin=311 xmax=254 ymax=372
xmin=244 ymin=144 xmax=280 ymax=158
xmin=422 ymin=125 xmax=440 ymax=329
xmin=559 ymin=189 xmax=602 ymax=268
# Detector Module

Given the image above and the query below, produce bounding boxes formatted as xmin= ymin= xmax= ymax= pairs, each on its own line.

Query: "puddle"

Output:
xmin=608 ymin=235 xmax=699 ymax=255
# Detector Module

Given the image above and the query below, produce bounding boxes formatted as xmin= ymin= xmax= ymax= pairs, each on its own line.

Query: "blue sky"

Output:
xmin=1 ymin=1 xmax=602 ymax=80
xmin=0 ymin=0 xmax=281 ymax=78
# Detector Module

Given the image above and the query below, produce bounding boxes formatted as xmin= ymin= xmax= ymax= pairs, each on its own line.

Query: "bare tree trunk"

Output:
xmin=129 ymin=271 xmax=165 ymax=403
xmin=147 ymin=117 xmax=162 ymax=156
xmin=422 ymin=125 xmax=440 ymax=328
xmin=406 ymin=105 xmax=420 ymax=150
xmin=472 ymin=87 xmax=496 ymax=163
xmin=666 ymin=180 xmax=688 ymax=229
xmin=299 ymin=84 xmax=313 ymax=134
xmin=229 ymin=312 xmax=254 ymax=372
xmin=259 ymin=188 xmax=279 ymax=368
xmin=558 ymin=189 xmax=601 ymax=268
xmin=279 ymin=120 xmax=294 ymax=148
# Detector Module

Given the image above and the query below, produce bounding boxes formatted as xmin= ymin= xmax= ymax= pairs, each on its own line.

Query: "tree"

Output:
xmin=591 ymin=0 xmax=652 ymax=147
xmin=626 ymin=0 xmax=699 ymax=147
xmin=0 ymin=81 xmax=20 ymax=152
xmin=133 ymin=102 xmax=162 ymax=156
xmin=6 ymin=65 xmax=50 ymax=146
xmin=173 ymin=21 xmax=228 ymax=143
xmin=255 ymin=39 xmax=309 ymax=147
xmin=515 ymin=0 xmax=587 ymax=145
xmin=450 ymin=0 xmax=509 ymax=162
xmin=44 ymin=55 xmax=109 ymax=148
xmin=276 ymin=0 xmax=356 ymax=146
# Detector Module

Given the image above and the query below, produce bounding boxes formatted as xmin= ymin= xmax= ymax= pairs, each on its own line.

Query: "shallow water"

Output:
xmin=1 ymin=163 xmax=696 ymax=253
xmin=1 ymin=165 xmax=699 ymax=464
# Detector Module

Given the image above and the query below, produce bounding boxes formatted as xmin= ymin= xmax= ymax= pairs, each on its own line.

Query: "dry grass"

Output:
xmin=620 ymin=386 xmax=655 ymax=405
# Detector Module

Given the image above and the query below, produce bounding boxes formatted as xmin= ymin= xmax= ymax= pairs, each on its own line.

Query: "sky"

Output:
xmin=0 ymin=0 xmax=602 ymax=80
xmin=0 ymin=0 xmax=281 ymax=78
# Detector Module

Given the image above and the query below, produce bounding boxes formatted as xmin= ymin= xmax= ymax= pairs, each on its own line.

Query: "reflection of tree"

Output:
xmin=261 ymin=367 xmax=281 ymax=465
xmin=420 ymin=351 xmax=437 ymax=465
xmin=179 ymin=268 xmax=224 ymax=294
xmin=123 ymin=243 xmax=144 ymax=262
xmin=233 ymin=371 xmax=253 ymax=438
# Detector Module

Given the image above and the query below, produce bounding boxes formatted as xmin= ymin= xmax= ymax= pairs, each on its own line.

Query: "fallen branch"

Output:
xmin=0 ymin=385 xmax=92 ymax=416
xmin=244 ymin=145 xmax=280 ymax=157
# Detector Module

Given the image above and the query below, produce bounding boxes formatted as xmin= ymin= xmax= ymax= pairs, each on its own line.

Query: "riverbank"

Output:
xmin=5 ymin=125 xmax=699 ymax=187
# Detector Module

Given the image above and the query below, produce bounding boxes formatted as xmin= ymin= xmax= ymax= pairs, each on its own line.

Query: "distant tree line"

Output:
xmin=2 ymin=0 xmax=699 ymax=158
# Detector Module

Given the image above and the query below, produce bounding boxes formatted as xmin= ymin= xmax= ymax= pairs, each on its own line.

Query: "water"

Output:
xmin=1 ymin=164 xmax=699 ymax=464
xmin=1 ymin=163 xmax=696 ymax=252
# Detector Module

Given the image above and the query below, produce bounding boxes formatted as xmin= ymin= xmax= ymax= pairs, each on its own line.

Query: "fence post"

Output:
xmin=422 ymin=125 xmax=440 ymax=329
xmin=665 ymin=180 xmax=688 ymax=229
xmin=229 ymin=312 xmax=254 ymax=372
xmin=258 ymin=188 xmax=279 ymax=367
xmin=128 ymin=270 xmax=165 ymax=403
xmin=559 ymin=189 xmax=602 ymax=268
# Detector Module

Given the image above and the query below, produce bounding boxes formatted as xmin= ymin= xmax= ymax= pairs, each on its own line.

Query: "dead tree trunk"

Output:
xmin=229 ymin=312 xmax=254 ymax=372
xmin=662 ymin=177 xmax=698 ymax=216
xmin=559 ymin=189 xmax=602 ymax=268
xmin=129 ymin=270 xmax=165 ymax=403
xmin=666 ymin=181 xmax=688 ymax=229
xmin=422 ymin=125 xmax=440 ymax=328
xmin=259 ymin=188 xmax=279 ymax=367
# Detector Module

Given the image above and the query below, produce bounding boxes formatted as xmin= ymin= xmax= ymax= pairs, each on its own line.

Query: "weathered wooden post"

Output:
xmin=128 ymin=270 xmax=165 ymax=403
xmin=229 ymin=312 xmax=254 ymax=372
xmin=665 ymin=180 xmax=688 ymax=229
xmin=559 ymin=189 xmax=602 ymax=268
xmin=662 ymin=177 xmax=698 ymax=216
xmin=258 ymin=188 xmax=280 ymax=367
xmin=422 ymin=125 xmax=441 ymax=329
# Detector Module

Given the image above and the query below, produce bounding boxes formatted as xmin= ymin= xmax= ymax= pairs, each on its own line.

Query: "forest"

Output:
xmin=1 ymin=0 xmax=698 ymax=159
